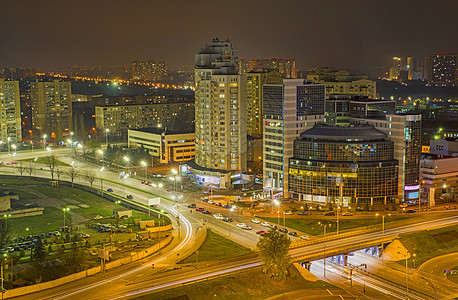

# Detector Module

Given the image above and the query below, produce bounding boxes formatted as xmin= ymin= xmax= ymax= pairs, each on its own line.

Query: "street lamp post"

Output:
xmin=319 ymin=222 xmax=332 ymax=277
xmin=115 ymin=200 xmax=121 ymax=227
xmin=1 ymin=253 xmax=7 ymax=300
xmin=105 ymin=129 xmax=109 ymax=146
xmin=141 ymin=161 xmax=147 ymax=182
xmin=376 ymin=213 xmax=391 ymax=234
xmin=397 ymin=251 xmax=410 ymax=297
xmin=420 ymin=276 xmax=438 ymax=300
xmin=63 ymin=207 xmax=70 ymax=227
xmin=123 ymin=156 xmax=130 ymax=174
xmin=7 ymin=138 xmax=11 ymax=157
xmin=43 ymin=134 xmax=47 ymax=151
xmin=100 ymin=167 xmax=105 ymax=198
xmin=3 ymin=215 xmax=11 ymax=229
xmin=229 ymin=206 xmax=235 ymax=236
xmin=98 ymin=149 xmax=104 ymax=168
xmin=274 ymin=200 xmax=280 ymax=225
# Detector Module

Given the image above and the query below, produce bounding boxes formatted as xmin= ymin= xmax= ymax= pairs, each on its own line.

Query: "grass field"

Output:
xmin=399 ymin=225 xmax=458 ymax=267
xmin=259 ymin=216 xmax=405 ymax=236
xmin=19 ymin=157 xmax=70 ymax=166
xmin=0 ymin=178 xmax=167 ymax=237
xmin=133 ymin=264 xmax=335 ymax=300
xmin=180 ymin=229 xmax=253 ymax=264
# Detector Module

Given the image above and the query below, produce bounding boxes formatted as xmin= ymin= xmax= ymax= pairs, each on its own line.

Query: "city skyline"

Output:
xmin=1 ymin=0 xmax=458 ymax=71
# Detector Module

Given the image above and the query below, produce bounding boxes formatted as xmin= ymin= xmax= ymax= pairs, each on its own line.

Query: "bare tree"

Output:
xmin=0 ymin=219 xmax=11 ymax=249
xmin=47 ymin=154 xmax=57 ymax=180
xmin=84 ymin=171 xmax=96 ymax=188
xmin=26 ymin=160 xmax=34 ymax=176
xmin=56 ymin=167 xmax=64 ymax=182
xmin=16 ymin=161 xmax=26 ymax=176
xmin=67 ymin=167 xmax=80 ymax=188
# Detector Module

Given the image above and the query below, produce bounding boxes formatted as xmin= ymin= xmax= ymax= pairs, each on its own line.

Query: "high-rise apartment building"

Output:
xmin=193 ymin=38 xmax=247 ymax=176
xmin=428 ymin=52 xmax=457 ymax=86
xmin=131 ymin=60 xmax=168 ymax=82
xmin=239 ymin=58 xmax=297 ymax=79
xmin=307 ymin=68 xmax=376 ymax=99
xmin=0 ymin=79 xmax=21 ymax=143
xmin=246 ymin=69 xmax=283 ymax=138
xmin=30 ymin=80 xmax=72 ymax=139
xmin=262 ymin=79 xmax=325 ymax=198
xmin=389 ymin=57 xmax=402 ymax=81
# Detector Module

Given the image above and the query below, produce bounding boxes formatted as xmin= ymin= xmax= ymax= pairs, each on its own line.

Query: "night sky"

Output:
xmin=1 ymin=0 xmax=457 ymax=71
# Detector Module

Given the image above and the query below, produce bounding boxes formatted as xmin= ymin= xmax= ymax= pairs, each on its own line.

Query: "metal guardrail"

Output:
xmin=292 ymin=236 xmax=398 ymax=262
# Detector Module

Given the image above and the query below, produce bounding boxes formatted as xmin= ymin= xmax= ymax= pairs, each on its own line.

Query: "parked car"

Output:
xmin=222 ymin=217 xmax=233 ymax=222
xmin=301 ymin=235 xmax=311 ymax=240
xmin=94 ymin=215 xmax=103 ymax=220
xmin=406 ymin=209 xmax=416 ymax=214
xmin=400 ymin=203 xmax=409 ymax=208
xmin=268 ymin=224 xmax=277 ymax=229
xmin=288 ymin=231 xmax=298 ymax=237
xmin=241 ymin=225 xmax=253 ymax=230
xmin=106 ymin=188 xmax=113 ymax=192
xmin=126 ymin=194 xmax=133 ymax=200
xmin=167 ymin=188 xmax=172 ymax=192
xmin=187 ymin=204 xmax=196 ymax=208
xmin=202 ymin=197 xmax=209 ymax=202
xmin=201 ymin=210 xmax=211 ymax=214
xmin=342 ymin=212 xmax=354 ymax=216
xmin=284 ymin=211 xmax=293 ymax=215
xmin=279 ymin=228 xmax=288 ymax=233
xmin=261 ymin=222 xmax=270 ymax=227
xmin=298 ymin=211 xmax=308 ymax=215
xmin=324 ymin=212 xmax=335 ymax=216
xmin=251 ymin=219 xmax=261 ymax=224
xmin=236 ymin=223 xmax=247 ymax=228
xmin=207 ymin=200 xmax=214 ymax=204
xmin=256 ymin=230 xmax=266 ymax=235
xmin=77 ymin=233 xmax=90 ymax=238
xmin=196 ymin=207 xmax=205 ymax=211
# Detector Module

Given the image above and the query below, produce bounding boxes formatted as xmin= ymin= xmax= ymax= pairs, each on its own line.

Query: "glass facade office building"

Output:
xmin=288 ymin=124 xmax=398 ymax=206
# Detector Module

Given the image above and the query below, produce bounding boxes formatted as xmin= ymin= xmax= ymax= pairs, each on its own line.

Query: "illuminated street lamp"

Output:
xmin=3 ymin=214 xmax=11 ymax=228
xmin=228 ymin=205 xmax=236 ymax=236
xmin=376 ymin=213 xmax=391 ymax=234
xmin=43 ymin=134 xmax=47 ymax=151
xmin=105 ymin=128 xmax=109 ymax=146
xmin=98 ymin=149 xmax=104 ymax=167
xmin=123 ymin=156 xmax=130 ymax=174
xmin=62 ymin=207 xmax=70 ymax=227
xmin=141 ymin=161 xmax=147 ymax=181
xmin=7 ymin=137 xmax=11 ymax=156
xmin=319 ymin=222 xmax=332 ymax=277
xmin=273 ymin=200 xmax=280 ymax=225
xmin=11 ymin=144 xmax=16 ymax=156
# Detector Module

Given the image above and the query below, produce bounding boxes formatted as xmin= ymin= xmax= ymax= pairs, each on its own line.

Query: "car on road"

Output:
xmin=213 ymin=213 xmax=224 ymax=220
xmin=241 ymin=225 xmax=252 ymax=230
xmin=400 ymin=203 xmax=409 ymax=208
xmin=268 ymin=224 xmax=277 ymax=229
xmin=106 ymin=188 xmax=113 ymax=192
xmin=298 ymin=211 xmax=308 ymax=215
xmin=284 ymin=211 xmax=293 ymax=215
xmin=202 ymin=197 xmax=209 ymax=202
xmin=261 ymin=222 xmax=270 ymax=227
xmin=93 ymin=215 xmax=103 ymax=220
xmin=236 ymin=223 xmax=247 ymax=228
xmin=288 ymin=231 xmax=298 ymax=236
xmin=251 ymin=219 xmax=261 ymax=224
xmin=279 ymin=228 xmax=288 ymax=233
xmin=300 ymin=235 xmax=311 ymax=240
xmin=167 ymin=188 xmax=172 ymax=192
xmin=406 ymin=209 xmax=416 ymax=213
xmin=256 ymin=230 xmax=265 ymax=235
xmin=324 ymin=212 xmax=335 ymax=216
xmin=77 ymin=233 xmax=90 ymax=238
xmin=222 ymin=217 xmax=233 ymax=222
xmin=207 ymin=200 xmax=214 ymax=204
xmin=201 ymin=210 xmax=211 ymax=214
xmin=126 ymin=194 xmax=133 ymax=200
xmin=187 ymin=204 xmax=196 ymax=208
xmin=342 ymin=212 xmax=354 ymax=216
xmin=141 ymin=181 xmax=145 ymax=184
xmin=196 ymin=207 xmax=205 ymax=211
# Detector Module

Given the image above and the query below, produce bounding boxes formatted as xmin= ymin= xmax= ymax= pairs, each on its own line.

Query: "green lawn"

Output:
xmin=133 ymin=264 xmax=335 ymax=300
xmin=180 ymin=229 xmax=252 ymax=264
xmin=259 ymin=216 xmax=405 ymax=236
xmin=399 ymin=225 xmax=458 ymax=267
xmin=19 ymin=157 xmax=70 ymax=166
xmin=9 ymin=206 xmax=68 ymax=237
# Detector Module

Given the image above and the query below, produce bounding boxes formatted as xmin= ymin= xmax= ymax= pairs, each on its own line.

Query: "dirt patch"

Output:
xmin=63 ymin=198 xmax=82 ymax=205
xmin=432 ymin=230 xmax=458 ymax=244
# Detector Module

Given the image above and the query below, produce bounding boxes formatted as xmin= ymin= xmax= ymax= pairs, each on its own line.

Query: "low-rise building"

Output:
xmin=128 ymin=127 xmax=195 ymax=165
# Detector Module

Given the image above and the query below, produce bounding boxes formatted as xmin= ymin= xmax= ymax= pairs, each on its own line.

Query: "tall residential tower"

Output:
xmin=0 ymin=79 xmax=21 ymax=143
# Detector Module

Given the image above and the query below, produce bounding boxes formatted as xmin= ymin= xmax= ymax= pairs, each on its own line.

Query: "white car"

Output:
xmin=236 ymin=223 xmax=247 ymax=228
xmin=213 ymin=213 xmax=224 ymax=220
xmin=208 ymin=200 xmax=214 ymax=204
xmin=261 ymin=222 xmax=270 ymax=227
xmin=251 ymin=219 xmax=261 ymax=224
xmin=242 ymin=225 xmax=253 ymax=230
xmin=284 ymin=211 xmax=293 ymax=215
xmin=342 ymin=212 xmax=354 ymax=216
xmin=301 ymin=235 xmax=311 ymax=240
xmin=268 ymin=224 xmax=277 ymax=229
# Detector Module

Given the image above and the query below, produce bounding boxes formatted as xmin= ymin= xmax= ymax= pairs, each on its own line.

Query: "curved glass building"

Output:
xmin=288 ymin=124 xmax=398 ymax=206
